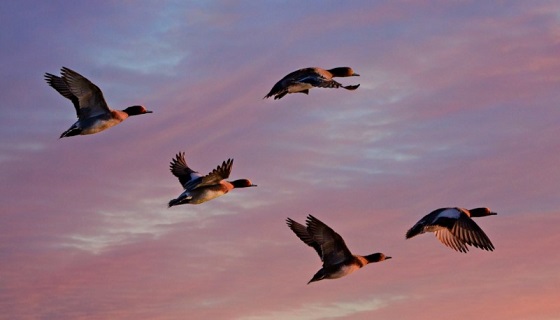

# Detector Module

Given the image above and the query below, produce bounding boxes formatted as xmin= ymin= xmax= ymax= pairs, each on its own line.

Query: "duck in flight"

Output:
xmin=406 ymin=207 xmax=496 ymax=253
xmin=264 ymin=67 xmax=360 ymax=100
xmin=168 ymin=152 xmax=256 ymax=207
xmin=286 ymin=215 xmax=391 ymax=284
xmin=45 ymin=67 xmax=152 ymax=138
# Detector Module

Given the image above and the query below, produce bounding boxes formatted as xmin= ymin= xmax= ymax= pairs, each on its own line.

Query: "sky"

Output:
xmin=1 ymin=1 xmax=560 ymax=319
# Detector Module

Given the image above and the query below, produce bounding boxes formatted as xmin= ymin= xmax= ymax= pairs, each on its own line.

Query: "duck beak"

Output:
xmin=385 ymin=256 xmax=392 ymax=259
xmin=146 ymin=110 xmax=153 ymax=113
xmin=352 ymin=73 xmax=360 ymax=76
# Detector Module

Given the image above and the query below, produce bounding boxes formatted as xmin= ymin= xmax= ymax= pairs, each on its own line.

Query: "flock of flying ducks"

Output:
xmin=45 ymin=66 xmax=497 ymax=284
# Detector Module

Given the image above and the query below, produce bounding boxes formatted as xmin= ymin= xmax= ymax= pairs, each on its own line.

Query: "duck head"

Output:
xmin=124 ymin=105 xmax=153 ymax=116
xmin=327 ymin=67 xmax=360 ymax=77
xmin=231 ymin=179 xmax=257 ymax=188
xmin=469 ymin=207 xmax=497 ymax=217
xmin=364 ymin=252 xmax=392 ymax=263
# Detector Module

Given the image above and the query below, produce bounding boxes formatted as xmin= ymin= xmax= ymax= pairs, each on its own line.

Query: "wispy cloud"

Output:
xmin=239 ymin=295 xmax=406 ymax=320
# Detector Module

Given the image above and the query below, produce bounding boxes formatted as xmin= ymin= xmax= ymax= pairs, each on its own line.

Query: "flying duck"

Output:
xmin=264 ymin=67 xmax=360 ymax=100
xmin=168 ymin=152 xmax=256 ymax=207
xmin=286 ymin=215 xmax=391 ymax=284
xmin=406 ymin=207 xmax=496 ymax=253
xmin=45 ymin=67 xmax=152 ymax=138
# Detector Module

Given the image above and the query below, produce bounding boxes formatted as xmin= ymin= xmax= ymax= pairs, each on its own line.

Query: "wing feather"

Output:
xmin=60 ymin=67 xmax=110 ymax=119
xmin=306 ymin=215 xmax=352 ymax=266
xmin=45 ymin=72 xmax=81 ymax=117
xmin=186 ymin=158 xmax=233 ymax=190
xmin=169 ymin=152 xmax=202 ymax=187
xmin=286 ymin=218 xmax=322 ymax=259
xmin=435 ymin=229 xmax=469 ymax=253
xmin=451 ymin=216 xmax=495 ymax=251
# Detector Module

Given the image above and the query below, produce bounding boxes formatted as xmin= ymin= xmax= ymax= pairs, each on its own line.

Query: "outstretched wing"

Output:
xmin=286 ymin=218 xmax=322 ymax=259
xmin=169 ymin=152 xmax=202 ymax=188
xmin=45 ymin=72 xmax=81 ymax=117
xmin=60 ymin=67 xmax=110 ymax=119
xmin=185 ymin=158 xmax=233 ymax=191
xmin=306 ymin=215 xmax=353 ymax=266
xmin=450 ymin=215 xmax=495 ymax=251
xmin=434 ymin=229 xmax=469 ymax=253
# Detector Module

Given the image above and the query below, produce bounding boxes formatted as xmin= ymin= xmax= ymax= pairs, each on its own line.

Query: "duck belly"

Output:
xmin=81 ymin=118 xmax=122 ymax=135
xmin=188 ymin=189 xmax=225 ymax=204
xmin=327 ymin=264 xmax=361 ymax=279
xmin=287 ymin=83 xmax=313 ymax=93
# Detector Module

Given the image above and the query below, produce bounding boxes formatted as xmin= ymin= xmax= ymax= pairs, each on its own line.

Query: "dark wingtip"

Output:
xmin=343 ymin=84 xmax=360 ymax=90
xmin=305 ymin=214 xmax=316 ymax=225
xmin=60 ymin=127 xmax=81 ymax=138
xmin=405 ymin=229 xmax=416 ymax=239
xmin=405 ymin=222 xmax=425 ymax=239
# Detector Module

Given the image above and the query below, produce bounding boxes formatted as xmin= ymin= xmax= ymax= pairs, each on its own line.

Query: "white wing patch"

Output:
xmin=437 ymin=208 xmax=461 ymax=219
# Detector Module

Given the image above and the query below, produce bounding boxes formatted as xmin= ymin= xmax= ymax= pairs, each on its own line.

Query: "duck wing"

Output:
xmin=287 ymin=68 xmax=342 ymax=88
xmin=60 ymin=67 xmax=110 ymax=120
xmin=306 ymin=215 xmax=353 ymax=266
xmin=406 ymin=208 xmax=453 ymax=238
xmin=286 ymin=218 xmax=322 ymax=259
xmin=45 ymin=73 xmax=81 ymax=115
xmin=434 ymin=229 xmax=469 ymax=253
xmin=169 ymin=152 xmax=202 ymax=188
xmin=185 ymin=158 xmax=233 ymax=190
xmin=265 ymin=68 xmax=329 ymax=99
xmin=451 ymin=215 xmax=495 ymax=251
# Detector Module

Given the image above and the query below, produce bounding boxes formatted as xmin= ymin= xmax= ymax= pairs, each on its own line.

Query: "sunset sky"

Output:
xmin=1 ymin=1 xmax=560 ymax=319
